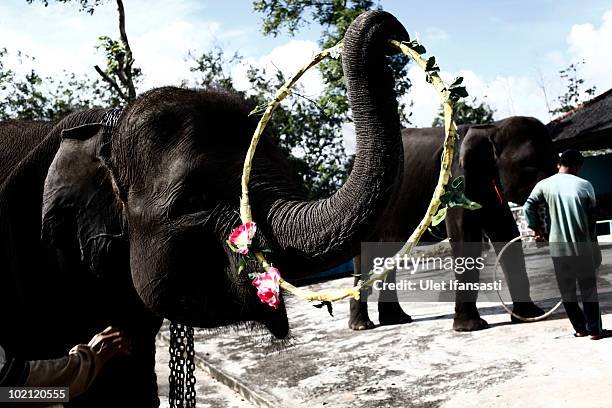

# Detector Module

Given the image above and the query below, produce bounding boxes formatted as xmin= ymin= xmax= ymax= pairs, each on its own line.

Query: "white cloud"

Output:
xmin=231 ymin=40 xmax=324 ymax=97
xmin=566 ymin=10 xmax=612 ymax=92
xmin=423 ymin=28 xmax=449 ymax=42
xmin=0 ymin=0 xmax=238 ymax=90
xmin=404 ymin=9 xmax=612 ymax=127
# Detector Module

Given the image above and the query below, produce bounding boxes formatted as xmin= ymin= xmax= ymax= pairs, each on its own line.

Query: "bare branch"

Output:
xmin=115 ymin=0 xmax=136 ymax=100
xmin=94 ymin=64 xmax=128 ymax=101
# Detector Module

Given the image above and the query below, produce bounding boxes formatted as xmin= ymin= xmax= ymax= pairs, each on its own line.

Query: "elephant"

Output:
xmin=348 ymin=116 xmax=558 ymax=331
xmin=0 ymin=119 xmax=56 ymax=182
xmin=0 ymin=10 xmax=408 ymax=406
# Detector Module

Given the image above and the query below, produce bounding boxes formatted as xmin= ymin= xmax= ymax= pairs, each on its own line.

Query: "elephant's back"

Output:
xmin=0 ymin=120 xmax=57 ymax=183
xmin=375 ymin=127 xmax=446 ymax=242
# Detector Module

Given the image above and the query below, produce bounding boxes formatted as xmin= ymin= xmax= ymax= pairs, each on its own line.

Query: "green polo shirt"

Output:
xmin=524 ymin=173 xmax=598 ymax=257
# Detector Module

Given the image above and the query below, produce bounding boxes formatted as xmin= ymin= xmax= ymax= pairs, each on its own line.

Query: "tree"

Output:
xmin=0 ymin=48 xmax=110 ymax=120
xmin=27 ymin=0 xmax=140 ymax=104
xmin=549 ymin=60 xmax=597 ymax=116
xmin=252 ymin=1 xmax=413 ymax=197
xmin=186 ymin=47 xmax=243 ymax=91
xmin=187 ymin=47 xmax=349 ymax=198
xmin=431 ymin=97 xmax=495 ymax=127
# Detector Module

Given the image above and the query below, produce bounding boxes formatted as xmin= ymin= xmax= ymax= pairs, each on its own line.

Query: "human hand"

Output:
xmin=87 ymin=326 xmax=132 ymax=365
xmin=530 ymin=228 xmax=546 ymax=242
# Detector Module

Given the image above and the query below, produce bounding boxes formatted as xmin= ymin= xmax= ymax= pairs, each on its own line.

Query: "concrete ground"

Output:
xmin=156 ymin=245 xmax=612 ymax=408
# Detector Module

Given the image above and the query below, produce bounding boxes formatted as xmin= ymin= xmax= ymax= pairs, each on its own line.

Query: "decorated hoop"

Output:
xmin=227 ymin=37 xmax=467 ymax=307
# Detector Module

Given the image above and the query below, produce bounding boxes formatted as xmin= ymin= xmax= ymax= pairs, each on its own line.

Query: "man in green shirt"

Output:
xmin=524 ymin=149 xmax=609 ymax=339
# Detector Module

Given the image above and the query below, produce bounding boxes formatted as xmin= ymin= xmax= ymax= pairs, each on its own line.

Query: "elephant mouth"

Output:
xmin=133 ymin=258 xmax=290 ymax=339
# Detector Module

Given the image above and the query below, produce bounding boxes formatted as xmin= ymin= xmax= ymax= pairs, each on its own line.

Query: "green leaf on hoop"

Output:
xmin=425 ymin=56 xmax=440 ymax=73
xmin=432 ymin=176 xmax=482 ymax=227
xmin=451 ymin=175 xmax=465 ymax=190
xmin=432 ymin=207 xmax=447 ymax=226
xmin=249 ymin=103 xmax=268 ymax=117
xmin=404 ymin=39 xmax=426 ymax=54
xmin=444 ymin=176 xmax=482 ymax=210
xmin=313 ymin=301 xmax=334 ymax=317
xmin=449 ymin=86 xmax=469 ymax=101
xmin=450 ymin=77 xmax=464 ymax=87
xmin=238 ymin=257 xmax=248 ymax=274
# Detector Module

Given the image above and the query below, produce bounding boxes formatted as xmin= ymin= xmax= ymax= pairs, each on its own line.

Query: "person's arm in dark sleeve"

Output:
xmin=25 ymin=327 xmax=131 ymax=399
xmin=524 ymin=181 xmax=546 ymax=239
xmin=2 ymin=327 xmax=130 ymax=400
xmin=0 ymin=345 xmax=29 ymax=387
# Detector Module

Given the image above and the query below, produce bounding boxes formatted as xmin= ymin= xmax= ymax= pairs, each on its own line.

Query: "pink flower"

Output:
xmin=252 ymin=267 xmax=281 ymax=309
xmin=228 ymin=222 xmax=256 ymax=255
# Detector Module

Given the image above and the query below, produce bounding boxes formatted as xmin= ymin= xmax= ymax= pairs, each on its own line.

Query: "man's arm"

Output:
xmin=586 ymin=182 xmax=601 ymax=268
xmin=25 ymin=327 xmax=130 ymax=399
xmin=524 ymin=181 xmax=546 ymax=239
xmin=0 ymin=346 xmax=29 ymax=387
xmin=2 ymin=327 xmax=130 ymax=399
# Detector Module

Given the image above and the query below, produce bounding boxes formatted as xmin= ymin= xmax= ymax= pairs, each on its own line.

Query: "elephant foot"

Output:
xmin=453 ymin=314 xmax=489 ymax=331
xmin=348 ymin=298 xmax=376 ymax=330
xmin=511 ymin=302 xmax=545 ymax=323
xmin=453 ymin=303 xmax=488 ymax=331
xmin=378 ymin=302 xmax=412 ymax=326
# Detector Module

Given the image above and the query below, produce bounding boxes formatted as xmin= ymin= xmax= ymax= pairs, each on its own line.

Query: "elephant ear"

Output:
xmin=458 ymin=125 xmax=505 ymax=205
xmin=42 ymin=123 xmax=125 ymax=277
xmin=459 ymin=125 xmax=498 ymax=173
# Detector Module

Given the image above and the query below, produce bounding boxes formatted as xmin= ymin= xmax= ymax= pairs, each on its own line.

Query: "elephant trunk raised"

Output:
xmin=255 ymin=10 xmax=407 ymax=274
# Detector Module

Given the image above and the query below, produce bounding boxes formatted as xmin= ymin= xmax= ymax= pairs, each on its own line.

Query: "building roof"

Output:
xmin=547 ymin=88 xmax=612 ymax=150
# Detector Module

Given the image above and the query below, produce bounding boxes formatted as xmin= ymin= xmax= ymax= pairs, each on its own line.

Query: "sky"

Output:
xmin=1 ymin=0 xmax=611 ymax=153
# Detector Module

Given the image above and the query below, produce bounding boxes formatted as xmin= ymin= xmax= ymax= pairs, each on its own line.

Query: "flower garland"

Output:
xmin=228 ymin=36 xmax=467 ymax=309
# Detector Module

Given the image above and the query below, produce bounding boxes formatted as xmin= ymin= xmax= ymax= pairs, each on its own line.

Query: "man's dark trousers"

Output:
xmin=552 ymin=255 xmax=602 ymax=335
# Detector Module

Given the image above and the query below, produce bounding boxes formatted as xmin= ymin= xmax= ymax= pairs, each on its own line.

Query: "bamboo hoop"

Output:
xmin=238 ymin=39 xmax=459 ymax=303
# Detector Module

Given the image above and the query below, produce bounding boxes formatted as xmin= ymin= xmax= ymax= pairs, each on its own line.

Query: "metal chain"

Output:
xmin=169 ymin=322 xmax=196 ymax=408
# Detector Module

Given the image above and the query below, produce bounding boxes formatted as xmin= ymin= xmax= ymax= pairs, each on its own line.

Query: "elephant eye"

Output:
xmin=169 ymin=193 xmax=210 ymax=217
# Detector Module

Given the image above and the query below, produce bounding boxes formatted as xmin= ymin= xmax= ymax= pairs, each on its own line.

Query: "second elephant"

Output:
xmin=349 ymin=116 xmax=558 ymax=331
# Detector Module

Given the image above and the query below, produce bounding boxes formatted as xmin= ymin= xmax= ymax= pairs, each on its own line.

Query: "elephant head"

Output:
xmin=41 ymin=10 xmax=408 ymax=339
xmin=459 ymin=116 xmax=557 ymax=205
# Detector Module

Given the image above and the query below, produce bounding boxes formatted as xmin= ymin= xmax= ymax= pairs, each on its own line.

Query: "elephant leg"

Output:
xmin=349 ymin=255 xmax=376 ymax=330
xmin=448 ymin=208 xmax=489 ymax=331
xmin=378 ymin=267 xmax=413 ymax=326
xmin=483 ymin=204 xmax=544 ymax=321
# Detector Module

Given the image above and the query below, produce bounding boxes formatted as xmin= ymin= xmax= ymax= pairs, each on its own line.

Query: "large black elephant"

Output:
xmin=349 ymin=116 xmax=558 ymax=331
xmin=0 ymin=11 xmax=408 ymax=406
xmin=0 ymin=120 xmax=56 ymax=181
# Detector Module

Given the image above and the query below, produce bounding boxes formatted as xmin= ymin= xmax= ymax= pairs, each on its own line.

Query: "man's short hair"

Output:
xmin=559 ymin=149 xmax=584 ymax=167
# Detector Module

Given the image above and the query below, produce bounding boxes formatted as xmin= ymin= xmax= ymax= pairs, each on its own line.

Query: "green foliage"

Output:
xmin=432 ymin=97 xmax=495 ymax=127
xmin=187 ymin=47 xmax=242 ymax=90
xmin=549 ymin=60 xmax=597 ymax=116
xmin=187 ymin=47 xmax=350 ymax=198
xmin=252 ymin=0 xmax=413 ymax=197
xmin=253 ymin=0 xmax=376 ymax=37
xmin=0 ymin=48 xmax=112 ymax=120
xmin=95 ymin=34 xmax=141 ymax=102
